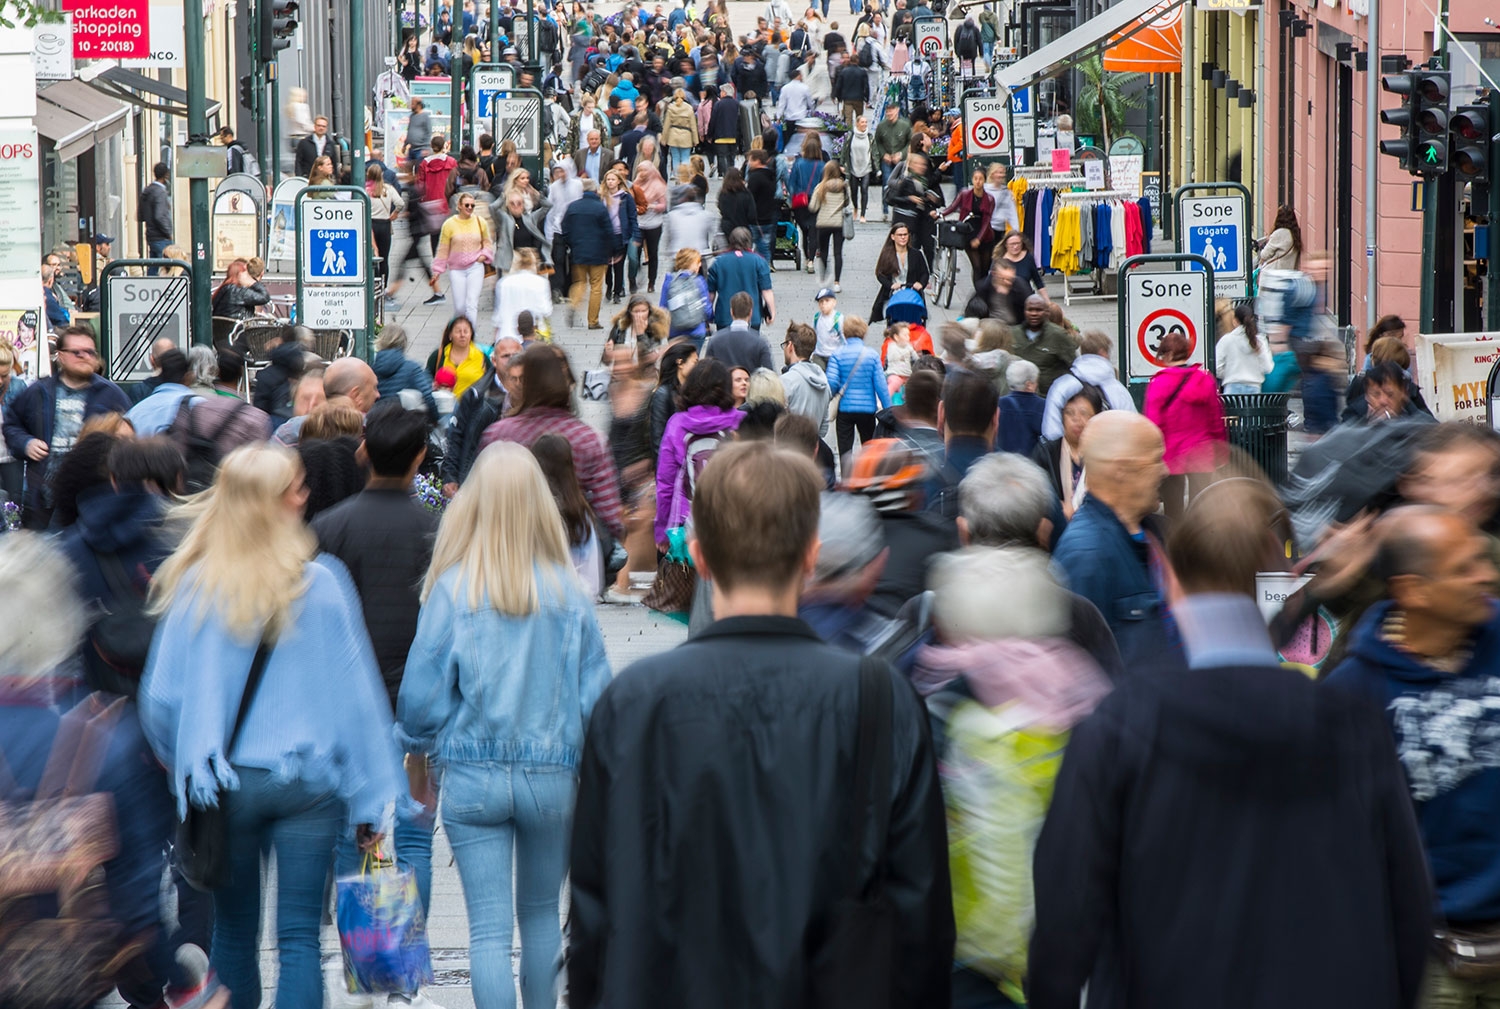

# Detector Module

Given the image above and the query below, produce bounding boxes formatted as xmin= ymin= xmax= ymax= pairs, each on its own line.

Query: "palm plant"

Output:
xmin=1072 ymin=55 xmax=1146 ymax=149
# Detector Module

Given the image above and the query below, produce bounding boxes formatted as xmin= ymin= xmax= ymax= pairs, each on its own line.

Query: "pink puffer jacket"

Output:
xmin=1143 ymin=364 xmax=1228 ymax=474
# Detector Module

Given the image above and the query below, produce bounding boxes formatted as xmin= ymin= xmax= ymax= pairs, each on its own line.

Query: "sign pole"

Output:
xmin=295 ymin=186 xmax=375 ymax=359
xmin=185 ymin=0 xmax=212 ymax=345
xmin=350 ymin=0 xmax=366 ymax=184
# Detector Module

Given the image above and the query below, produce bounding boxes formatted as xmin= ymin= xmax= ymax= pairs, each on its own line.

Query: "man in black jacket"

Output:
xmin=293 ymin=115 xmax=341 ymax=178
xmin=570 ymin=441 xmax=954 ymax=1008
xmin=703 ymin=292 xmax=773 ymax=372
xmin=834 ymin=58 xmax=869 ymax=126
xmin=1028 ymin=478 xmax=1432 ymax=1009
xmin=746 ymin=148 xmax=780 ymax=264
xmin=138 ymin=162 xmax=173 ymax=264
xmin=440 ymin=337 xmax=521 ymax=494
xmin=1 ymin=326 xmax=131 ymax=528
xmin=731 ymin=47 xmax=768 ymax=105
xmin=310 ymin=400 xmax=445 ymax=938
xmin=250 ymin=335 xmax=307 ymax=421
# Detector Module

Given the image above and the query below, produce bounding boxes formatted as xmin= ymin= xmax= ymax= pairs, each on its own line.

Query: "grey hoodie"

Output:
xmin=782 ymin=360 xmax=831 ymax=436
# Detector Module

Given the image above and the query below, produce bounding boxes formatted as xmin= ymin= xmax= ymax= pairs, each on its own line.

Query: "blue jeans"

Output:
xmin=1222 ymin=382 xmax=1261 ymax=395
xmin=148 ymin=238 xmax=171 ymax=273
xmin=441 ymin=761 xmax=576 ymax=1009
xmin=669 ymin=145 xmax=692 ymax=173
xmin=215 ymin=767 xmax=345 ymax=1009
xmin=752 ymin=223 xmax=773 ymax=263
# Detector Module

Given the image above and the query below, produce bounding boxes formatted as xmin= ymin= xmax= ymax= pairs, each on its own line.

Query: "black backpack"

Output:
xmin=87 ymin=552 xmax=156 ymax=696
xmin=538 ymin=17 xmax=559 ymax=54
xmin=858 ymin=40 xmax=874 ymax=68
xmin=170 ymin=397 xmax=248 ymax=493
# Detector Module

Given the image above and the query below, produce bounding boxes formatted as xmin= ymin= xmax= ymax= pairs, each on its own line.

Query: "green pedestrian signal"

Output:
xmin=1425 ymin=143 xmax=1440 ymax=164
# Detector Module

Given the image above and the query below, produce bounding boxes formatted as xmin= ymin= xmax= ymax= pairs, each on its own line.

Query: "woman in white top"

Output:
xmin=843 ymin=115 xmax=875 ymax=222
xmin=365 ymin=165 xmax=405 ymax=289
xmin=983 ymin=162 xmax=1021 ymax=238
xmin=494 ymin=247 xmax=554 ymax=342
xmin=1255 ymin=204 xmax=1302 ymax=273
xmin=1215 ymin=303 xmax=1274 ymax=394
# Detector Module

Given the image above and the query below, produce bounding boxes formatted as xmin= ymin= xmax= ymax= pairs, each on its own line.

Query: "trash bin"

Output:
xmin=1222 ymin=393 xmax=1290 ymax=486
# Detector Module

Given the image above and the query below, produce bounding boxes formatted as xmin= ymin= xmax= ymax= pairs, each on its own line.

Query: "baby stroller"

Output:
xmin=884 ymin=287 xmax=928 ymax=326
xmin=772 ymin=199 xmax=804 ymax=271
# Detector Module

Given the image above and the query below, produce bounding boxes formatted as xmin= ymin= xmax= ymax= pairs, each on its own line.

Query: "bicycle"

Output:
xmin=933 ymin=220 xmax=968 ymax=310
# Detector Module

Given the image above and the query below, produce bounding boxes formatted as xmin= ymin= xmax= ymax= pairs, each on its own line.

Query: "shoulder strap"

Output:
xmin=227 ymin=638 xmax=275 ymax=758
xmin=847 ymin=655 xmax=894 ymax=897
xmin=93 ymin=550 xmax=141 ymax=602
xmin=1157 ymin=370 xmax=1193 ymax=414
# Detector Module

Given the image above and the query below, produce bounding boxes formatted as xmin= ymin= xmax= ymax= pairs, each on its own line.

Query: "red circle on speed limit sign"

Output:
xmin=970 ymin=117 xmax=1004 ymax=151
xmin=921 ymin=35 xmax=942 ymax=55
xmin=1136 ymin=308 xmax=1197 ymax=367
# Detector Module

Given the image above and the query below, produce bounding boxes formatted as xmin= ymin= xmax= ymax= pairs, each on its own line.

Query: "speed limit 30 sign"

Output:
xmin=963 ymin=96 xmax=1008 ymax=155
xmin=913 ymin=19 xmax=947 ymax=58
xmin=1123 ymin=270 xmax=1210 ymax=379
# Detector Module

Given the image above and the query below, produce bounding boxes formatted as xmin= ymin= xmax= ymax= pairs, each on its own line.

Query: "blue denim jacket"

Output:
xmin=1052 ymin=495 xmax=1173 ymax=666
xmin=396 ymin=564 xmax=612 ymax=768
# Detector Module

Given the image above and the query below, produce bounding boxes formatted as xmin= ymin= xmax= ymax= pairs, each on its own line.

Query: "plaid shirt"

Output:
xmin=478 ymin=407 xmax=624 ymax=537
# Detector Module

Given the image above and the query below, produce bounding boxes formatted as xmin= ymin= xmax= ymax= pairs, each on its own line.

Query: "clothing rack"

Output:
xmin=1013 ymin=165 xmax=1081 ymax=179
xmin=1026 ymin=175 xmax=1090 ymax=188
xmin=1054 ymin=190 xmax=1135 ymax=306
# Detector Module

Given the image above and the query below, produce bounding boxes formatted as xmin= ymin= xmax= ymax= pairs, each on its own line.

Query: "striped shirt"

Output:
xmin=478 ymin=407 xmax=624 ymax=537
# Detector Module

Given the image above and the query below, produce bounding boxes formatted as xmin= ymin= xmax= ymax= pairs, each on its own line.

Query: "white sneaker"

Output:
xmin=389 ymin=994 xmax=448 ymax=1009
xmin=834 ymin=282 xmax=842 ymax=293
xmin=806 ymin=261 xmax=815 ymax=274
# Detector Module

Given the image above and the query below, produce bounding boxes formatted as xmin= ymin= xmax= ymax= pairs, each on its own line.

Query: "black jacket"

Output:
xmin=707 ymin=95 xmax=742 ymax=144
xmin=747 ymin=166 xmax=779 ymax=225
xmin=138 ymin=181 xmax=173 ymax=243
xmin=1029 ymin=660 xmax=1431 ymax=1009
xmin=251 ymin=341 xmax=307 ymax=420
xmin=561 ymin=191 xmax=616 ymax=266
xmin=442 ymin=375 xmax=507 ymax=486
xmin=647 ymin=382 xmax=679 ymax=460
xmin=1 ymin=374 xmax=132 ymax=514
xmin=835 ymin=62 xmax=870 ymax=102
xmin=294 ymin=133 xmax=342 ymax=178
xmin=952 ymin=19 xmax=981 ymax=59
xmin=868 ymin=509 xmax=960 ymax=617
xmin=210 ymin=280 xmax=271 ymax=320
xmin=871 ymin=247 xmax=932 ymax=322
xmin=716 ymin=188 xmax=759 ymax=239
xmin=731 ymin=57 xmax=768 ymax=100
xmin=703 ymin=325 xmax=773 ymax=373
xmin=569 ymin=615 xmax=955 ymax=1009
xmin=313 ymin=487 xmax=439 ymax=711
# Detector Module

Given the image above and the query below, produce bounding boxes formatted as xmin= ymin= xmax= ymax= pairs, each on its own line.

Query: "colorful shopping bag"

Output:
xmin=335 ymin=853 xmax=435 ymax=995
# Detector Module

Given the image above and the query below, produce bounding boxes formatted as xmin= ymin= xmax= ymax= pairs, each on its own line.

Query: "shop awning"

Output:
xmin=1103 ymin=0 xmax=1184 ymax=73
xmin=35 ymin=80 xmax=130 ymax=161
xmin=90 ymin=67 xmax=223 ymax=120
xmin=996 ymin=0 xmax=1188 ymax=91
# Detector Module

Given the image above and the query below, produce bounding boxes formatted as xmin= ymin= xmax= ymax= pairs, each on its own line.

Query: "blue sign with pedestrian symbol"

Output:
xmin=1010 ymin=88 xmax=1032 ymax=115
xmin=299 ymin=197 xmax=367 ymax=285
xmin=310 ymin=229 xmax=357 ymax=278
xmin=1186 ymin=225 xmax=1239 ymax=275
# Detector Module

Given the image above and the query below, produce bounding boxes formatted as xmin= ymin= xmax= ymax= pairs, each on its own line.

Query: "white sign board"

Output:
xmin=121 ymin=4 xmax=185 ymax=67
xmin=1123 ymin=270 xmax=1209 ymax=380
xmin=490 ymin=96 xmax=541 ymax=155
xmin=1012 ymin=114 xmax=1036 ymax=149
xmin=106 ymin=274 xmax=190 ymax=382
xmin=1109 ymin=154 xmax=1143 ymax=197
xmin=300 ymin=199 xmax=368 ymax=285
xmin=32 ymin=19 xmax=72 ymax=80
xmin=913 ymin=20 xmax=947 ymax=59
xmin=1084 ymin=160 xmax=1105 ymax=190
xmin=962 ymin=96 xmax=1007 ymax=156
xmin=0 ymin=128 xmax=42 ymax=284
xmin=302 ymin=287 xmax=367 ymax=329
xmin=1414 ymin=332 xmax=1500 ymax=424
xmin=471 ymin=67 xmax=516 ymax=145
xmin=1180 ymin=194 xmax=1247 ymax=297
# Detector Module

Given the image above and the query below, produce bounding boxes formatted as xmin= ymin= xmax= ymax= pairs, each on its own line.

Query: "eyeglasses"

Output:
xmin=60 ymin=347 xmax=98 ymax=359
xmin=461 ymin=202 xmax=476 ymax=210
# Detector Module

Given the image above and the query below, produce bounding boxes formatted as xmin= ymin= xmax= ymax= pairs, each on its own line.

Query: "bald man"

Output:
xmin=273 ymin=358 xmax=379 ymax=444
xmin=1051 ymin=412 xmax=1171 ymax=663
xmin=128 ymin=336 xmax=186 ymax=404
xmin=1326 ymin=507 xmax=1500 ymax=1004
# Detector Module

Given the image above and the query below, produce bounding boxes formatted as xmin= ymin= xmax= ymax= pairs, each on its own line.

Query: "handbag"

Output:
xmin=643 ymin=525 xmax=697 ymax=614
xmin=175 ymin=637 xmax=273 ymax=892
xmin=581 ymin=367 xmax=611 ymax=401
xmin=1436 ymin=925 xmax=1500 ymax=982
xmin=807 ymin=656 xmax=895 ymax=1008
xmin=842 ymin=198 xmax=855 ymax=241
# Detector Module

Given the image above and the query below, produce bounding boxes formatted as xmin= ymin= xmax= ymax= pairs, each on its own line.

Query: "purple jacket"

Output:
xmin=655 ymin=405 xmax=742 ymax=544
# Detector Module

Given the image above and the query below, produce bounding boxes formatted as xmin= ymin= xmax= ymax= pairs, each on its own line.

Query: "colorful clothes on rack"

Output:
xmin=1009 ymin=176 xmax=1029 ymax=232
xmin=1094 ymin=203 xmax=1113 ymax=270
xmin=1137 ymin=197 xmax=1154 ymax=253
xmin=1124 ymin=200 xmax=1145 ymax=257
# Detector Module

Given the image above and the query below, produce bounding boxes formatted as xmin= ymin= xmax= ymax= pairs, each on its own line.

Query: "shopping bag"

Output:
xmin=335 ymin=853 xmax=435 ymax=995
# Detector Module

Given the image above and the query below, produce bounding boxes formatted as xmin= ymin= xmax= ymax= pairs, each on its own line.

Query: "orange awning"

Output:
xmin=1103 ymin=0 xmax=1183 ymax=73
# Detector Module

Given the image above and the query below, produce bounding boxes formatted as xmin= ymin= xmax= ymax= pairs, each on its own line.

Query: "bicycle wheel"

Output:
xmin=942 ymin=249 xmax=958 ymax=309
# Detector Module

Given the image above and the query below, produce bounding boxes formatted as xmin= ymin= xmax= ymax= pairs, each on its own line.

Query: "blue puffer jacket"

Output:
xmin=826 ymin=340 xmax=892 ymax=416
xmin=373 ymin=347 xmax=438 ymax=417
xmin=1051 ymin=494 xmax=1174 ymax=666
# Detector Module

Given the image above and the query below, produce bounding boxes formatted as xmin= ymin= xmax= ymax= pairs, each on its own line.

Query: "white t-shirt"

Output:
xmin=813 ymin=310 xmax=844 ymax=359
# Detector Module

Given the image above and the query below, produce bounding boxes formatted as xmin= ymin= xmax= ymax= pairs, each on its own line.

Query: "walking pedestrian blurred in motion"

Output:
xmin=1033 ymin=383 xmax=1104 ymax=519
xmin=1031 ymin=479 xmax=1431 ymax=1009
xmin=398 ymin=441 xmax=611 ymax=1009
xmin=1142 ymin=331 xmax=1227 ymax=518
xmin=139 ymin=443 xmax=404 ymax=1009
xmin=432 ymin=191 xmax=495 ymax=324
xmin=654 ymin=357 xmax=742 ymax=548
xmin=570 ymin=441 xmax=955 ymax=1008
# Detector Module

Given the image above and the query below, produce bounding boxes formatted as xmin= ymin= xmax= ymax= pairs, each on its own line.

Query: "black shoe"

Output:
xmin=423 ymin=293 xmax=445 ymax=305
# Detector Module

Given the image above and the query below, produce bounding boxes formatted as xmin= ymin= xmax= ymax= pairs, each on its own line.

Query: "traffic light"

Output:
xmin=238 ymin=73 xmax=256 ymax=112
xmin=1451 ymin=103 xmax=1491 ymax=185
xmin=1412 ymin=70 xmax=1451 ymax=174
xmin=1380 ymin=73 xmax=1418 ymax=172
xmin=258 ymin=0 xmax=298 ymax=60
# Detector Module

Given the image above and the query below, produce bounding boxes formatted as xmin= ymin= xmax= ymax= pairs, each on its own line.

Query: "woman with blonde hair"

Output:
xmin=745 ymin=366 xmax=787 ymax=406
xmin=139 ymin=442 xmax=402 ymax=1009
xmin=494 ymin=247 xmax=555 ymax=342
xmin=396 ymin=441 xmax=611 ymax=1009
xmin=306 ymin=155 xmax=336 ymax=187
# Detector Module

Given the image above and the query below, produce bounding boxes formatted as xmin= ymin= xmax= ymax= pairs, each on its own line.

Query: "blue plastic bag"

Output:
xmin=336 ymin=856 xmax=435 ymax=995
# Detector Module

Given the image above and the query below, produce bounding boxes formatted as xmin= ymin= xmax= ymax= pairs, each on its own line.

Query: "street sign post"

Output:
xmin=913 ymin=18 xmax=947 ymax=60
xmin=488 ymin=88 xmax=545 ymax=176
xmin=470 ymin=64 xmax=517 ymax=146
xmin=100 ymin=260 xmax=192 ymax=377
xmin=1116 ymin=254 xmax=1216 ymax=383
xmin=1007 ymin=87 xmax=1035 ymax=152
xmin=1173 ymin=181 xmax=1253 ymax=299
xmin=295 ymin=187 xmax=373 ymax=357
xmin=963 ymin=94 xmax=1008 ymax=166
